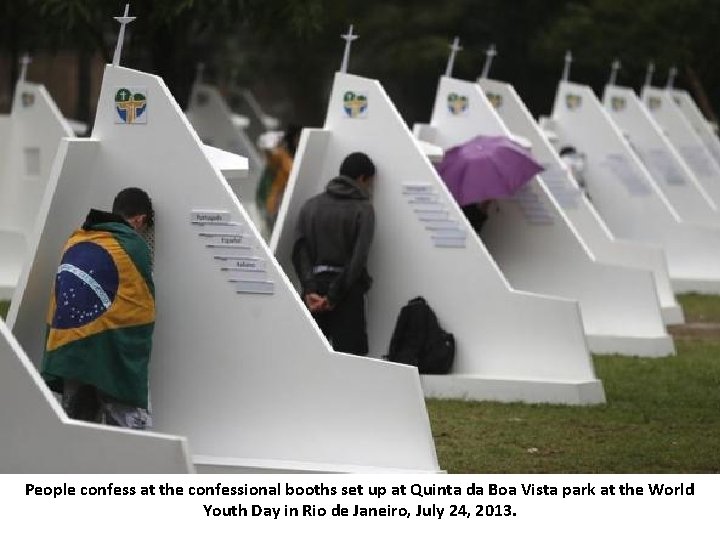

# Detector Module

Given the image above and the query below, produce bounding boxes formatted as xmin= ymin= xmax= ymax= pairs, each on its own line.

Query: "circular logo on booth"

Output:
xmin=52 ymin=242 xmax=120 ymax=329
xmin=343 ymin=91 xmax=368 ymax=118
xmin=648 ymin=96 xmax=662 ymax=110
xmin=21 ymin=92 xmax=35 ymax=108
xmin=486 ymin=92 xmax=503 ymax=109
xmin=565 ymin=94 xmax=582 ymax=110
xmin=447 ymin=93 xmax=469 ymax=115
xmin=115 ymin=87 xmax=148 ymax=124
xmin=611 ymin=96 xmax=626 ymax=112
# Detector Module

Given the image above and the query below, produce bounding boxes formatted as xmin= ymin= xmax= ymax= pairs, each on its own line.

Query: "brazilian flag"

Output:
xmin=42 ymin=221 xmax=155 ymax=409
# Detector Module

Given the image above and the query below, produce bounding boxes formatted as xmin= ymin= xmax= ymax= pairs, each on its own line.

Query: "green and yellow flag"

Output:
xmin=42 ymin=221 xmax=155 ymax=409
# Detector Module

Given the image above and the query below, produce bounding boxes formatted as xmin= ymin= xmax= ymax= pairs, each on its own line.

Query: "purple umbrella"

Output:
xmin=436 ymin=135 xmax=543 ymax=205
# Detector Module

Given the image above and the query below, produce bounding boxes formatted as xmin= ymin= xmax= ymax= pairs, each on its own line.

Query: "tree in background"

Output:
xmin=536 ymin=0 xmax=720 ymax=121
xmin=0 ymin=1 xmax=45 ymax=107
xmin=1 ymin=1 xmax=718 ymax=127
xmin=5 ymin=0 xmax=328 ymax=121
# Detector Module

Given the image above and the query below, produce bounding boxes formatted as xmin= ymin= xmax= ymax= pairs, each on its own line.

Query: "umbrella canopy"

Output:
xmin=436 ymin=135 xmax=543 ymax=206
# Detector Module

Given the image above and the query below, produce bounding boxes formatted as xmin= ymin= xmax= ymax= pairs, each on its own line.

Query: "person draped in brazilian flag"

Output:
xmin=42 ymin=188 xmax=155 ymax=430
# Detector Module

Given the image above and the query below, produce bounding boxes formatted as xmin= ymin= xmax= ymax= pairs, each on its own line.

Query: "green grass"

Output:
xmin=0 ymin=300 xmax=9 ymax=320
xmin=425 ymin=295 xmax=720 ymax=473
xmin=677 ymin=293 xmax=720 ymax=323
xmin=428 ymin=338 xmax=720 ymax=473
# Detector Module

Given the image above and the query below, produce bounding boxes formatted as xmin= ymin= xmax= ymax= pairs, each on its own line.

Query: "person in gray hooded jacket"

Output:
xmin=292 ymin=152 xmax=376 ymax=355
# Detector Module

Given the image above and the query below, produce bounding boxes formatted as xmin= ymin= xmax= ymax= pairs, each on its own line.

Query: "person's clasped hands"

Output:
xmin=304 ymin=293 xmax=333 ymax=313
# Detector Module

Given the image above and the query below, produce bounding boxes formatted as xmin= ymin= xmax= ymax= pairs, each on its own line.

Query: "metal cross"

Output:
xmin=644 ymin=62 xmax=655 ymax=88
xmin=444 ymin=36 xmax=462 ymax=77
xmin=195 ymin=63 xmax=205 ymax=84
xmin=561 ymin=51 xmax=573 ymax=82
xmin=339 ymin=24 xmax=358 ymax=73
xmin=608 ymin=58 xmax=621 ymax=86
xmin=18 ymin=53 xmax=32 ymax=83
xmin=112 ymin=4 xmax=136 ymax=67
xmin=666 ymin=66 xmax=678 ymax=90
xmin=479 ymin=44 xmax=497 ymax=80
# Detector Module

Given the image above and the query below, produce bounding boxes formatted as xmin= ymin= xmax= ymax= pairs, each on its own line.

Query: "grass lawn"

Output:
xmin=0 ymin=300 xmax=8 ymax=320
xmin=428 ymin=293 xmax=720 ymax=473
xmin=677 ymin=293 xmax=720 ymax=323
xmin=428 ymin=339 xmax=720 ymax=473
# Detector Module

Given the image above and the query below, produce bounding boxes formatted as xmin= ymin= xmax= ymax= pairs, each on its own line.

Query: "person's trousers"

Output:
xmin=62 ymin=379 xmax=151 ymax=430
xmin=313 ymin=282 xmax=368 ymax=356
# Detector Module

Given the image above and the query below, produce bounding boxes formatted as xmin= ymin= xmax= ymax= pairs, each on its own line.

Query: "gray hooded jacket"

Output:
xmin=293 ymin=175 xmax=375 ymax=306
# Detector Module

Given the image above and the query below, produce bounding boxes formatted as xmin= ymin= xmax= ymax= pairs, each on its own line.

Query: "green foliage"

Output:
xmin=1 ymin=1 xmax=718 ymax=142
xmin=536 ymin=0 xmax=720 ymax=102
xmin=0 ymin=301 xmax=9 ymax=320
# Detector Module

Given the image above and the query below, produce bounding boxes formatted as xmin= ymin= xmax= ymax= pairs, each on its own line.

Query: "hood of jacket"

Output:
xmin=325 ymin=175 xmax=370 ymax=200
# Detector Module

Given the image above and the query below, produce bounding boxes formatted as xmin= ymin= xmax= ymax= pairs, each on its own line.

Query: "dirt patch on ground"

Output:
xmin=668 ymin=323 xmax=720 ymax=339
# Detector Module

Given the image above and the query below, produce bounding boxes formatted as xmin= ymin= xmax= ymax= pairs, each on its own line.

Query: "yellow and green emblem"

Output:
xmin=343 ymin=91 xmax=368 ymax=118
xmin=447 ymin=93 xmax=469 ymax=114
xmin=565 ymin=94 xmax=582 ymax=110
xmin=115 ymin=87 xmax=147 ymax=124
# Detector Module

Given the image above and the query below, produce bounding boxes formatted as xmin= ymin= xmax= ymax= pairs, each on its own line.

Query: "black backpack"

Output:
xmin=387 ymin=296 xmax=455 ymax=374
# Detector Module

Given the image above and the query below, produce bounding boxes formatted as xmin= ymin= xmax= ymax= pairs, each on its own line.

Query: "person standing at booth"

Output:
xmin=42 ymin=188 xmax=155 ymax=430
xmin=257 ymin=124 xmax=302 ymax=229
xmin=292 ymin=152 xmax=376 ymax=356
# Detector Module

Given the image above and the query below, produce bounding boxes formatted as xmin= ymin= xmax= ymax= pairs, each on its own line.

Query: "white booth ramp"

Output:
xmin=672 ymin=89 xmax=720 ymax=167
xmin=0 ymin=116 xmax=12 ymax=297
xmin=642 ymin=86 xmax=720 ymax=208
xmin=479 ymin=78 xmax=682 ymax=326
xmin=552 ymin=82 xmax=720 ymax=294
xmin=604 ymin=85 xmax=720 ymax=228
xmin=271 ymin=72 xmax=605 ymax=404
xmin=8 ymin=65 xmax=441 ymax=474
xmin=0 ymin=81 xmax=74 ymax=300
xmin=415 ymin=76 xmax=672 ymax=356
xmin=0 ymin=320 xmax=193 ymax=473
xmin=186 ymin=82 xmax=265 ymax=235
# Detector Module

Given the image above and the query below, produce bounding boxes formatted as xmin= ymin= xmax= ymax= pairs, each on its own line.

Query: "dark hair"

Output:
xmin=112 ymin=187 xmax=154 ymax=227
xmin=559 ymin=146 xmax=578 ymax=157
xmin=283 ymin=123 xmax=302 ymax=156
xmin=339 ymin=152 xmax=376 ymax=180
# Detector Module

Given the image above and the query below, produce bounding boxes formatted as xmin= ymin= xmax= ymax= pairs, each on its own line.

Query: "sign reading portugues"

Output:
xmin=343 ymin=91 xmax=368 ymax=119
xmin=565 ymin=94 xmax=582 ymax=111
xmin=447 ymin=93 xmax=469 ymax=115
xmin=191 ymin=211 xmax=232 ymax=224
xmin=114 ymin=87 xmax=148 ymax=124
xmin=486 ymin=92 xmax=503 ymax=109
